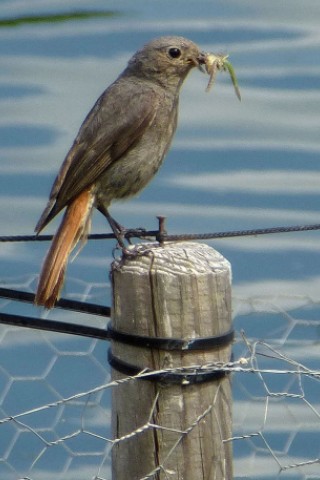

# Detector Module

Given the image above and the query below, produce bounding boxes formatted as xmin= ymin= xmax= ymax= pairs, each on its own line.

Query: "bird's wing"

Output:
xmin=36 ymin=80 xmax=160 ymax=232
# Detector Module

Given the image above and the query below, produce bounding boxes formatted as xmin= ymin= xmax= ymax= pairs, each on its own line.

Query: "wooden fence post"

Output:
xmin=110 ymin=241 xmax=233 ymax=480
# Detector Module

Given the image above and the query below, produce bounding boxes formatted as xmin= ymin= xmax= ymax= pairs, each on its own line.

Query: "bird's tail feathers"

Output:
xmin=34 ymin=188 xmax=95 ymax=309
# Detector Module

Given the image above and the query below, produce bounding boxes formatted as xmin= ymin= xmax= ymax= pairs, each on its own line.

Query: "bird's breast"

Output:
xmin=96 ymin=104 xmax=178 ymax=205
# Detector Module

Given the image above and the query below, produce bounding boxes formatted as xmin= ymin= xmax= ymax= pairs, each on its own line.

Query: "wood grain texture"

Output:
xmin=111 ymin=242 xmax=233 ymax=480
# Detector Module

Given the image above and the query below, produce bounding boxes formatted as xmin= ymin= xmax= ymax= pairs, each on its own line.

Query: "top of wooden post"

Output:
xmin=111 ymin=241 xmax=232 ymax=362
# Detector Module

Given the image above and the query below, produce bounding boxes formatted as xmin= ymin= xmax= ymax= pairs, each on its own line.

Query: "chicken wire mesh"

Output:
xmin=0 ymin=274 xmax=319 ymax=480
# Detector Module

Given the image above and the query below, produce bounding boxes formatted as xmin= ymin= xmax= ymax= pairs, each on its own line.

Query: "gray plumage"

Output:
xmin=36 ymin=36 xmax=204 ymax=233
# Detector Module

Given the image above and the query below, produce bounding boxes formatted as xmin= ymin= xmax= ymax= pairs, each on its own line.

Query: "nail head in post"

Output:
xmin=156 ymin=215 xmax=167 ymax=246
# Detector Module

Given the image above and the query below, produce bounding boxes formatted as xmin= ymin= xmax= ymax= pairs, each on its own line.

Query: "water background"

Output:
xmin=1 ymin=1 xmax=320 ymax=478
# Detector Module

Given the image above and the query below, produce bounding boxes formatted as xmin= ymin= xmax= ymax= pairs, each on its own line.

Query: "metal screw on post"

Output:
xmin=156 ymin=215 xmax=167 ymax=246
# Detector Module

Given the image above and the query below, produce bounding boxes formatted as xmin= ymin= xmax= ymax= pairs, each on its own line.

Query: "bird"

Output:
xmin=34 ymin=36 xmax=206 ymax=309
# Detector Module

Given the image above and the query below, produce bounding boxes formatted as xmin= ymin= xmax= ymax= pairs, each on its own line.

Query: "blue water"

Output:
xmin=1 ymin=1 xmax=320 ymax=479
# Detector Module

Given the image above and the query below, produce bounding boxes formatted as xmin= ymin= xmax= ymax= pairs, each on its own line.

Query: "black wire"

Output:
xmin=107 ymin=349 xmax=229 ymax=385
xmin=0 ymin=288 xmax=110 ymax=316
xmin=0 ymin=311 xmax=235 ymax=352
xmin=163 ymin=223 xmax=320 ymax=241
xmin=1 ymin=222 xmax=320 ymax=244
xmin=0 ymin=311 xmax=110 ymax=340
xmin=107 ymin=324 xmax=234 ymax=351
xmin=0 ymin=230 xmax=159 ymax=243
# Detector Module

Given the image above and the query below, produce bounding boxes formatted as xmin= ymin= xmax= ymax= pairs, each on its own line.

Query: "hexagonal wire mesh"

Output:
xmin=0 ymin=271 xmax=319 ymax=480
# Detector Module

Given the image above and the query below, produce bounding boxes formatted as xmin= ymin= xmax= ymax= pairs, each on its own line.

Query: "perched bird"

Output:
xmin=34 ymin=36 xmax=206 ymax=308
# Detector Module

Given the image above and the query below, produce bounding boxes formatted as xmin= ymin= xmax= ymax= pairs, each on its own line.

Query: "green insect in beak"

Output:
xmin=204 ymin=53 xmax=241 ymax=101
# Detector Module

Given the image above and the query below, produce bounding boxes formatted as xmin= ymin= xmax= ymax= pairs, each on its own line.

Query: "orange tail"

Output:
xmin=34 ymin=188 xmax=95 ymax=309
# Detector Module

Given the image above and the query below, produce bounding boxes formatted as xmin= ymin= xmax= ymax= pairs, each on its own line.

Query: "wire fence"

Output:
xmin=0 ymin=227 xmax=319 ymax=479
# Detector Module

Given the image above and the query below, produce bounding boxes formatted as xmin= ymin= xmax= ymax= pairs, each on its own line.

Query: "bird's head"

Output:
xmin=126 ymin=36 xmax=206 ymax=90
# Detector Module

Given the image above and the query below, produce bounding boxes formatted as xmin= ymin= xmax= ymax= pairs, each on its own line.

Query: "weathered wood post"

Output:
xmin=110 ymin=241 xmax=233 ymax=480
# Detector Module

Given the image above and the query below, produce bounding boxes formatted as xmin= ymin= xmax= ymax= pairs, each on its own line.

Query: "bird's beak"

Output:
xmin=187 ymin=51 xmax=208 ymax=73
xmin=196 ymin=51 xmax=208 ymax=73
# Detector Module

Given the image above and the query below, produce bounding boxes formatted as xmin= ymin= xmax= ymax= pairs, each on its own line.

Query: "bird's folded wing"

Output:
xmin=35 ymin=81 xmax=160 ymax=232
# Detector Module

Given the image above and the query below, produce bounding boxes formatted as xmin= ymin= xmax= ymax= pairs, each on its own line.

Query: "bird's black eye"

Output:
xmin=168 ymin=47 xmax=182 ymax=59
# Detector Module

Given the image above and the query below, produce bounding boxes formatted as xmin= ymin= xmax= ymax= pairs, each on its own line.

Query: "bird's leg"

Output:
xmin=98 ymin=206 xmax=151 ymax=258
xmin=98 ymin=205 xmax=128 ymax=248
xmin=98 ymin=205 xmax=149 ymax=245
